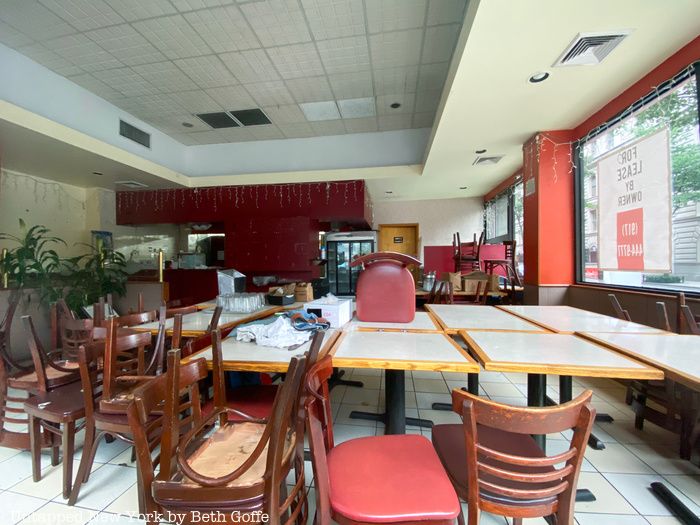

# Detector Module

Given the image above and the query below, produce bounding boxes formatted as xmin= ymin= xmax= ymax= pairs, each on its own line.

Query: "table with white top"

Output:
xmin=426 ymin=304 xmax=548 ymax=333
xmin=331 ymin=331 xmax=480 ymax=434
xmin=183 ymin=329 xmax=339 ymax=372
xmin=497 ymin=305 xmax=666 ymax=334
xmin=132 ymin=306 xmax=282 ymax=337
xmin=344 ymin=311 xmax=442 ymax=332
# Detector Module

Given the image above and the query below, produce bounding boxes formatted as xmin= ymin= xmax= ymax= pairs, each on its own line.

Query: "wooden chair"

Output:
xmin=461 ymin=278 xmax=490 ymax=305
xmin=112 ymin=309 xmax=158 ymax=328
xmin=207 ymin=305 xmax=224 ymax=332
xmin=656 ymin=302 xmax=672 ymax=332
xmin=454 ymin=231 xmax=484 ymax=274
xmin=305 ymin=356 xmax=460 ymax=524
xmin=59 ymin=318 xmax=106 ymax=361
xmin=150 ymin=334 xmax=309 ymax=525
xmin=483 ymin=240 xmax=521 ymax=288
xmin=431 ymin=389 xmax=595 ymax=525
xmin=608 ymin=294 xmax=631 ymax=321
xmin=50 ymin=298 xmax=76 ymax=352
xmin=161 ymin=305 xmax=197 ymax=318
xmin=681 ymin=305 xmax=700 ymax=335
xmin=428 ymin=280 xmax=454 ymax=305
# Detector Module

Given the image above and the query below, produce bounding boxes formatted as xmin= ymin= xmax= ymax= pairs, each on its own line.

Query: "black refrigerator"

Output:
xmin=325 ymin=232 xmax=377 ymax=296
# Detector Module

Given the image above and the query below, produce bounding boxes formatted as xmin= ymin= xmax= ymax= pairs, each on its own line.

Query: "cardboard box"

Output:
xmin=304 ymin=298 xmax=352 ymax=328
xmin=462 ymin=272 xmax=500 ymax=294
xmin=295 ymin=282 xmax=314 ymax=302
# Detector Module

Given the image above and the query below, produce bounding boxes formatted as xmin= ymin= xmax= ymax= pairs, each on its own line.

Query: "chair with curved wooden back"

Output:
xmin=608 ymin=294 xmax=631 ymax=321
xmin=428 ymin=280 xmax=454 ymax=305
xmin=161 ymin=305 xmax=197 ymax=319
xmin=454 ymin=231 xmax=484 ymax=274
xmin=432 ymin=389 xmax=595 ymax=525
xmin=483 ymin=240 xmax=521 ymax=289
xmin=656 ymin=302 xmax=672 ymax=332
xmin=59 ymin=318 xmax=106 ymax=361
xmin=151 ymin=333 xmax=308 ymax=525
xmin=681 ymin=305 xmax=700 ymax=335
xmin=113 ymin=310 xmax=158 ymax=328
xmin=305 ymin=356 xmax=460 ymax=525
xmin=207 ymin=305 xmax=224 ymax=332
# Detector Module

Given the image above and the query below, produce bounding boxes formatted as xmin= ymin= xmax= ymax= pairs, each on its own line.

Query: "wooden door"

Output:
xmin=378 ymin=224 xmax=419 ymax=257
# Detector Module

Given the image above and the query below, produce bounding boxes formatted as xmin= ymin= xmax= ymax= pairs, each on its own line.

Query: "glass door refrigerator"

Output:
xmin=325 ymin=231 xmax=377 ymax=296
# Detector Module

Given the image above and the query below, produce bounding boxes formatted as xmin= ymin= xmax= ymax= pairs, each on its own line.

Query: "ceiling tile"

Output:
xmin=328 ymin=70 xmax=373 ymax=99
xmin=93 ymin=67 xmax=161 ymax=97
xmin=169 ymin=132 xmax=202 ymax=145
xmin=338 ymin=97 xmax=376 ymax=118
xmin=414 ymin=89 xmax=442 ymax=112
xmin=376 ymin=93 xmax=415 ymax=115
xmin=172 ymin=0 xmax=235 ymax=11
xmin=0 ymin=1 xmax=76 ymax=41
xmin=183 ymin=5 xmax=258 ymax=53
xmin=239 ymin=0 xmax=311 ymax=47
xmin=262 ymin=104 xmax=307 ymax=124
xmin=300 ymin=100 xmax=340 ymax=121
xmin=39 ymin=0 xmax=125 ymax=31
xmin=102 ymin=0 xmax=177 ymax=21
xmin=17 ymin=43 xmax=83 ymax=76
xmin=377 ymin=113 xmax=412 ymax=131
xmin=205 ymin=85 xmax=256 ymax=109
xmin=417 ymin=62 xmax=449 ymax=91
xmin=46 ymin=33 xmax=123 ymax=72
xmin=174 ymin=55 xmax=239 ymax=89
xmin=215 ymin=127 xmax=257 ymax=142
xmin=364 ymin=0 xmax=426 ymax=33
xmin=344 ymin=116 xmax=378 ymax=133
xmin=285 ymin=76 xmax=334 ymax=103
xmin=277 ymin=121 xmax=316 ymax=139
xmin=249 ymin=125 xmax=284 ymax=140
xmin=188 ymin=130 xmax=231 ymax=144
xmin=426 ymin=0 xmax=467 ymax=25
xmin=372 ymin=66 xmax=419 ymax=95
xmin=170 ymin=89 xmax=221 ymax=112
xmin=316 ymin=36 xmax=370 ymax=74
xmin=67 ymin=72 xmax=125 ymax=100
xmin=116 ymin=93 xmax=183 ymax=118
xmin=245 ymin=80 xmax=295 ymax=106
xmin=149 ymin=113 xmax=211 ymax=133
xmin=266 ymin=43 xmax=325 ymax=79
xmin=412 ymin=111 xmax=435 ymax=128
xmin=0 ymin=20 xmax=34 ymax=48
xmin=132 ymin=61 xmax=200 ymax=93
xmin=219 ymin=49 xmax=280 ymax=83
xmin=309 ymin=119 xmax=346 ymax=135
xmin=300 ymin=0 xmax=365 ymax=40
xmin=132 ymin=15 xmax=211 ymax=60
xmin=370 ymin=29 xmax=422 ymax=69
xmin=84 ymin=24 xmax=167 ymax=66
xmin=421 ymin=24 xmax=460 ymax=63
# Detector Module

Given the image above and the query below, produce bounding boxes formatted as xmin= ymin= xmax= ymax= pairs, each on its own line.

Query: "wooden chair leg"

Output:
xmin=62 ymin=421 xmax=75 ymax=499
xmin=457 ymin=507 xmax=465 ymax=525
xmin=49 ymin=424 xmax=60 ymax=466
xmin=513 ymin=519 xmax=523 ymax=525
xmin=69 ymin=428 xmax=104 ymax=505
xmin=467 ymin=504 xmax=479 ymax=525
xmin=29 ymin=415 xmax=41 ymax=482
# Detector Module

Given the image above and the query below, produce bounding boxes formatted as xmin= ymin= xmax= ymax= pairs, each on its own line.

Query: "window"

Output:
xmin=485 ymin=177 xmax=525 ymax=276
xmin=577 ymin=64 xmax=700 ymax=292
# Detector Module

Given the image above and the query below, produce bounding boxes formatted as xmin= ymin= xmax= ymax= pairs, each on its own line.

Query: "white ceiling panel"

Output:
xmin=169 ymin=89 xmax=221 ymax=112
xmin=285 ymin=76 xmax=335 ymax=103
xmin=266 ymin=43 xmax=325 ymax=79
xmin=174 ymin=55 xmax=239 ymax=89
xmin=328 ymin=71 xmax=373 ymax=99
xmin=103 ymin=0 xmax=177 ymax=21
xmin=376 ymin=93 xmax=415 ymax=115
xmin=426 ymin=0 xmax=467 ymax=26
xmin=365 ymin=0 xmax=426 ymax=33
xmin=316 ymin=36 xmax=370 ymax=74
xmin=412 ymin=111 xmax=436 ymax=128
xmin=205 ymin=85 xmax=257 ymax=109
xmin=370 ymin=29 xmax=423 ymax=69
xmin=414 ymin=89 xmax=442 ymax=112
xmin=216 ymin=127 xmax=257 ymax=142
xmin=67 ymin=72 xmax=125 ymax=100
xmin=131 ymin=61 xmax=200 ymax=93
xmin=46 ymin=33 xmax=123 ymax=72
xmin=309 ymin=119 xmax=346 ymax=135
xmin=245 ymin=80 xmax=295 ymax=106
xmin=262 ymin=104 xmax=307 ymax=124
xmin=417 ymin=62 xmax=450 ymax=91
xmin=378 ymin=113 xmax=413 ymax=131
xmin=17 ymin=42 xmax=84 ymax=76
xmin=219 ymin=49 xmax=280 ymax=83
xmin=0 ymin=20 xmax=34 ymax=48
xmin=277 ymin=121 xmax=316 ymax=139
xmin=132 ymin=15 xmax=211 ymax=60
xmin=84 ymin=24 xmax=167 ymax=66
xmin=421 ymin=24 xmax=461 ymax=64
xmin=300 ymin=101 xmax=340 ymax=121
xmin=149 ymin=113 xmax=211 ymax=133
xmin=116 ymin=93 xmax=183 ymax=118
xmin=172 ymin=0 xmax=236 ymax=12
xmin=39 ymin=0 xmax=125 ymax=31
xmin=92 ymin=67 xmax=161 ymax=97
xmin=0 ymin=0 xmax=76 ymax=41
xmin=300 ymin=0 xmax=366 ymax=40
xmin=373 ymin=66 xmax=419 ymax=95
xmin=183 ymin=5 xmax=258 ymax=53
xmin=338 ymin=97 xmax=376 ymax=118
xmin=249 ymin=124 xmax=284 ymax=140
xmin=344 ymin=116 xmax=378 ymax=133
xmin=239 ymin=0 xmax=311 ymax=47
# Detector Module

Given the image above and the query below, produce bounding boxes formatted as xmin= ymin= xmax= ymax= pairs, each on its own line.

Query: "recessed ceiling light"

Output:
xmin=529 ymin=71 xmax=550 ymax=83
xmin=182 ymin=122 xmax=194 ymax=128
xmin=390 ymin=102 xmax=401 ymax=109
xmin=475 ymin=149 xmax=487 ymax=154
xmin=92 ymin=171 xmax=103 ymax=176
xmin=299 ymin=101 xmax=340 ymax=121
xmin=338 ymin=97 xmax=376 ymax=119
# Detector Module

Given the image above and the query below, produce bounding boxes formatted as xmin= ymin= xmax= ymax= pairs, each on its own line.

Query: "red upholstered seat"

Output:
xmin=202 ymin=384 xmax=279 ymax=422
xmin=327 ymin=434 xmax=460 ymax=523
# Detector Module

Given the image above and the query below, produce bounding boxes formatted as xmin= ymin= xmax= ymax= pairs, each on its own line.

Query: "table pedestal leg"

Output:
xmin=553 ymin=375 xmax=607 ymax=450
xmin=432 ymin=373 xmax=480 ymax=411
xmin=651 ymin=482 xmax=700 ymax=525
xmin=527 ymin=373 xmax=547 ymax=451
xmin=350 ymin=370 xmax=433 ymax=434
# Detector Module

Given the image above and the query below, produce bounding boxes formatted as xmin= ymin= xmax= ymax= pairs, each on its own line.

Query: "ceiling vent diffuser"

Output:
xmin=115 ymin=180 xmax=148 ymax=189
xmin=554 ymin=32 xmax=630 ymax=67
xmin=472 ymin=155 xmax=503 ymax=166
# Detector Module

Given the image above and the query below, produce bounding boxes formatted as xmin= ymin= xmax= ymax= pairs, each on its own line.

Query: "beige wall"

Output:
xmin=371 ymin=196 xmax=483 ymax=258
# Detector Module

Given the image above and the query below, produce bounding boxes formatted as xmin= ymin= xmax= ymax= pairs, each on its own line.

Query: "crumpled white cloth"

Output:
xmin=236 ymin=316 xmax=311 ymax=348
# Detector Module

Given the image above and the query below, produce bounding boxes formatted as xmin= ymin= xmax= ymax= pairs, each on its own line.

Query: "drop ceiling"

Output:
xmin=0 ymin=0 xmax=468 ymax=145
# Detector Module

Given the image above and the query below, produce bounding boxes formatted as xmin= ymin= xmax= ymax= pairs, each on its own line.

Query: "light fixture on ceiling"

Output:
xmin=299 ymin=101 xmax=341 ymax=121
xmin=92 ymin=171 xmax=103 ymax=176
xmin=475 ymin=149 xmax=487 ymax=154
xmin=182 ymin=122 xmax=194 ymax=128
xmin=459 ymin=186 xmax=467 ymax=190
xmin=529 ymin=71 xmax=550 ymax=83
xmin=338 ymin=97 xmax=376 ymax=119
xmin=385 ymin=191 xmax=393 ymax=194
xmin=390 ymin=102 xmax=401 ymax=109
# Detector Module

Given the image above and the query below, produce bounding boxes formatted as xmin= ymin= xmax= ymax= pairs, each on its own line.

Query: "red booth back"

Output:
xmin=352 ymin=253 xmax=419 ymax=323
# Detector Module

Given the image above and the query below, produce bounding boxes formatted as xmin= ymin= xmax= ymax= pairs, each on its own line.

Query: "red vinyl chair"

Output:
xmin=305 ymin=356 xmax=460 ymax=524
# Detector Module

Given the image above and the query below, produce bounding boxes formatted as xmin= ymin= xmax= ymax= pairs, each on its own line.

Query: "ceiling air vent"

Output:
xmin=115 ymin=180 xmax=148 ymax=189
xmin=231 ymin=109 xmax=271 ymax=126
xmin=472 ymin=155 xmax=503 ymax=166
xmin=119 ymin=120 xmax=150 ymax=148
xmin=554 ymin=31 xmax=630 ymax=67
xmin=196 ymin=112 xmax=239 ymax=129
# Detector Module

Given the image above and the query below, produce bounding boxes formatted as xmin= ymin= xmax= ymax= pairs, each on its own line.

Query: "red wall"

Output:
xmin=423 ymin=244 xmax=507 ymax=276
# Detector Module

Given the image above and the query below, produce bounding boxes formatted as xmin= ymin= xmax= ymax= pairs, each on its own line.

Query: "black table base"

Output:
xmin=431 ymin=373 xmax=480 ymax=411
xmin=651 ymin=482 xmax=700 ymax=525
xmin=329 ymin=368 xmax=364 ymax=390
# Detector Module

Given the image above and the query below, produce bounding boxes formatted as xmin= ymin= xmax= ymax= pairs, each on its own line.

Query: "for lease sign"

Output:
xmin=596 ymin=128 xmax=671 ymax=272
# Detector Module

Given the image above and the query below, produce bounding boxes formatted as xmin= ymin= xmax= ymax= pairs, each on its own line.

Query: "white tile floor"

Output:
xmin=2 ymin=370 xmax=698 ymax=524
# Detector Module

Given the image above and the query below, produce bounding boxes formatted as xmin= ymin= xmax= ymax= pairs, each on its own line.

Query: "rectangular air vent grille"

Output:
xmin=472 ymin=155 xmax=503 ymax=166
xmin=119 ymin=120 xmax=150 ymax=148
xmin=231 ymin=109 xmax=271 ymax=126
xmin=196 ymin=112 xmax=239 ymax=129
xmin=115 ymin=180 xmax=148 ymax=189
xmin=554 ymin=32 xmax=629 ymax=67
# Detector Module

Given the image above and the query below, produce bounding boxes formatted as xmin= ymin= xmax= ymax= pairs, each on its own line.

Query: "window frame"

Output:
xmin=485 ymin=175 xmax=523 ymax=244
xmin=574 ymin=61 xmax=700 ymax=296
